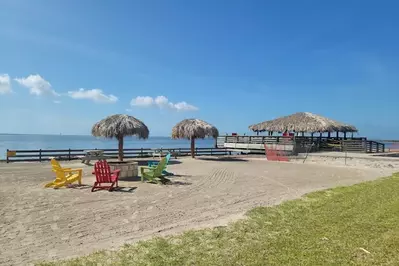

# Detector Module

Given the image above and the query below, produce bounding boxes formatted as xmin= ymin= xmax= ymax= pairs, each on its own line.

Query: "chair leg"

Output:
xmin=91 ymin=182 xmax=97 ymax=192
xmin=109 ymin=182 xmax=115 ymax=191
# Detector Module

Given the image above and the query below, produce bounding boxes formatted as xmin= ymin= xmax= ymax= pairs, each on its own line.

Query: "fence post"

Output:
xmin=68 ymin=149 xmax=71 ymax=161
xmin=6 ymin=149 xmax=9 ymax=163
xmin=39 ymin=149 xmax=42 ymax=162
xmin=211 ymin=148 xmax=213 ymax=156
xmin=196 ymin=147 xmax=198 ymax=156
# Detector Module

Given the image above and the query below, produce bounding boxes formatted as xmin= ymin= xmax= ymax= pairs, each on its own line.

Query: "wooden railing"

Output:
xmin=5 ymin=147 xmax=230 ymax=163
xmin=366 ymin=141 xmax=385 ymax=153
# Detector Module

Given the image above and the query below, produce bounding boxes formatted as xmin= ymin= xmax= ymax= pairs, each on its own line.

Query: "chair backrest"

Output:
xmin=165 ymin=153 xmax=171 ymax=164
xmin=50 ymin=158 xmax=66 ymax=180
xmin=94 ymin=160 xmax=112 ymax=182
xmin=51 ymin=158 xmax=62 ymax=170
xmin=154 ymin=157 xmax=167 ymax=176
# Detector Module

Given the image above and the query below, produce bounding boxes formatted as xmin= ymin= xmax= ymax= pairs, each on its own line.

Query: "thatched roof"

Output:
xmin=249 ymin=112 xmax=357 ymax=133
xmin=172 ymin=119 xmax=219 ymax=139
xmin=92 ymin=114 xmax=149 ymax=139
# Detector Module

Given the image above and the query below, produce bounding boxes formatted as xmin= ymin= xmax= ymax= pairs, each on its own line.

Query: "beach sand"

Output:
xmin=0 ymin=155 xmax=398 ymax=265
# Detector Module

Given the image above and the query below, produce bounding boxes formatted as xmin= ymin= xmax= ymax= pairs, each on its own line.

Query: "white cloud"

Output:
xmin=0 ymin=74 xmax=12 ymax=94
xmin=130 ymin=95 xmax=198 ymax=111
xmin=154 ymin=95 xmax=169 ymax=107
xmin=131 ymin=96 xmax=154 ymax=107
xmin=14 ymin=74 xmax=58 ymax=96
xmin=68 ymin=88 xmax=118 ymax=103
xmin=173 ymin=101 xmax=198 ymax=111
xmin=53 ymin=100 xmax=61 ymax=104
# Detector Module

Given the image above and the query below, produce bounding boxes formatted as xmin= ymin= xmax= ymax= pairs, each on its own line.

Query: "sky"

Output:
xmin=0 ymin=0 xmax=399 ymax=139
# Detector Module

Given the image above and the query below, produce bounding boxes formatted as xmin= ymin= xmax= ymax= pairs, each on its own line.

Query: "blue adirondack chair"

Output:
xmin=147 ymin=153 xmax=174 ymax=176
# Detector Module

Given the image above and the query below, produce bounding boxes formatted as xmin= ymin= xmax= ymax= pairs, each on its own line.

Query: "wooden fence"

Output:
xmin=5 ymin=147 xmax=231 ymax=163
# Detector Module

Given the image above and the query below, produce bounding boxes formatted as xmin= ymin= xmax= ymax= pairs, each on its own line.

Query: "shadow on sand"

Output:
xmin=67 ymin=184 xmax=137 ymax=193
xmin=165 ymin=180 xmax=192 ymax=186
xmin=197 ymin=157 xmax=248 ymax=162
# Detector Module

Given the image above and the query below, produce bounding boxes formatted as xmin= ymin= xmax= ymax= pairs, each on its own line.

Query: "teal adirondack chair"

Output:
xmin=141 ymin=157 xmax=170 ymax=184
xmin=147 ymin=153 xmax=174 ymax=176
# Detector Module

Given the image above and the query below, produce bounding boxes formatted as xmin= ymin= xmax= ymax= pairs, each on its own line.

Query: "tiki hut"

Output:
xmin=172 ymin=119 xmax=219 ymax=158
xmin=92 ymin=114 xmax=149 ymax=161
xmin=249 ymin=112 xmax=357 ymax=136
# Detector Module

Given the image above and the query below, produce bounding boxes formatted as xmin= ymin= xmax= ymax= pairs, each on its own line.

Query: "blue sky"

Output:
xmin=0 ymin=0 xmax=398 ymax=138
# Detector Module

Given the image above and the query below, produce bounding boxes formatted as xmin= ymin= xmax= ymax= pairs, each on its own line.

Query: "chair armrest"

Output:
xmin=148 ymin=161 xmax=159 ymax=167
xmin=63 ymin=168 xmax=82 ymax=173
xmin=112 ymin=169 xmax=121 ymax=174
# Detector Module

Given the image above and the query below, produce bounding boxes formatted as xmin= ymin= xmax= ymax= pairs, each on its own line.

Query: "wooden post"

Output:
xmin=140 ymin=148 xmax=143 ymax=157
xmin=68 ymin=149 xmax=71 ymax=161
xmin=190 ymin=137 xmax=195 ymax=158
xmin=6 ymin=149 xmax=9 ymax=163
xmin=301 ymin=132 xmax=304 ymax=136
xmin=118 ymin=136 xmax=124 ymax=161
xmin=39 ymin=149 xmax=42 ymax=162
xmin=336 ymin=132 xmax=339 ymax=140
xmin=351 ymin=132 xmax=354 ymax=139
xmin=344 ymin=132 xmax=347 ymax=140
xmin=327 ymin=132 xmax=331 ymax=138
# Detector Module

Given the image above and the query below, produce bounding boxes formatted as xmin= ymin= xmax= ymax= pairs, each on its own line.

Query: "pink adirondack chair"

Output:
xmin=92 ymin=160 xmax=121 ymax=192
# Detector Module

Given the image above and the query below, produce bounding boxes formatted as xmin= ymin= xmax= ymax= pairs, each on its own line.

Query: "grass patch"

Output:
xmin=38 ymin=173 xmax=399 ymax=266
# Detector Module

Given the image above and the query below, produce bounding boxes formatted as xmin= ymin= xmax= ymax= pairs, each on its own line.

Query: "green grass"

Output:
xmin=38 ymin=173 xmax=399 ymax=266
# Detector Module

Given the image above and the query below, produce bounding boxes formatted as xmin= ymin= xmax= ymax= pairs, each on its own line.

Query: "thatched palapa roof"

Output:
xmin=172 ymin=119 xmax=219 ymax=139
xmin=92 ymin=114 xmax=149 ymax=139
xmin=249 ymin=112 xmax=357 ymax=133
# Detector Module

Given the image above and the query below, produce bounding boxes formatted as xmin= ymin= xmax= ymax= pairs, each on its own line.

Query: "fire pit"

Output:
xmin=107 ymin=160 xmax=138 ymax=178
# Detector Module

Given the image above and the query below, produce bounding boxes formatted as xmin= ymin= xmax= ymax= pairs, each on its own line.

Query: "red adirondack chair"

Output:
xmin=264 ymin=144 xmax=289 ymax=162
xmin=92 ymin=160 xmax=121 ymax=192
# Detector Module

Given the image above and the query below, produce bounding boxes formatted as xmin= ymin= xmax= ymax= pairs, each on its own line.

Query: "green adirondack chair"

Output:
xmin=140 ymin=157 xmax=170 ymax=184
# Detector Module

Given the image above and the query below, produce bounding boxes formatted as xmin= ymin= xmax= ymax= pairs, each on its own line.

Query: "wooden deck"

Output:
xmin=217 ymin=135 xmax=385 ymax=154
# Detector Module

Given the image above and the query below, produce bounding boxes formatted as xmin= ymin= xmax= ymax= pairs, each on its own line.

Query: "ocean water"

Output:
xmin=0 ymin=134 xmax=215 ymax=159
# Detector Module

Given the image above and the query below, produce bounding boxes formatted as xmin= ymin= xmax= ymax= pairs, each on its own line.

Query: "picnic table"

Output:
xmin=81 ymin=150 xmax=106 ymax=164
xmin=152 ymin=149 xmax=186 ymax=159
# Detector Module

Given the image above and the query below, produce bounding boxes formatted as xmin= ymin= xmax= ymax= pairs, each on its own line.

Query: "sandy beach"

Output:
xmin=1 ymin=155 xmax=399 ymax=265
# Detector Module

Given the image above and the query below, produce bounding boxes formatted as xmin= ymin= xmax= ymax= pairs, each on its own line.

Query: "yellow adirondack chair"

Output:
xmin=44 ymin=159 xmax=83 ymax=188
